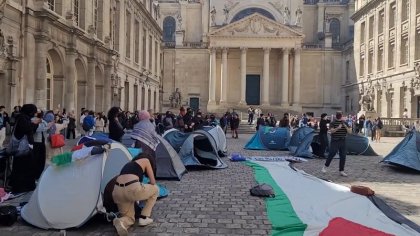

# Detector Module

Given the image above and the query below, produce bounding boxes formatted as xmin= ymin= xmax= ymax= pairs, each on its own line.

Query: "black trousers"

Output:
xmin=248 ymin=114 xmax=254 ymax=124
xmin=319 ymin=133 xmax=328 ymax=158
xmin=33 ymin=142 xmax=46 ymax=180
xmin=325 ymin=139 xmax=346 ymax=171
xmin=9 ymin=152 xmax=36 ymax=193
xmin=67 ymin=128 xmax=76 ymax=139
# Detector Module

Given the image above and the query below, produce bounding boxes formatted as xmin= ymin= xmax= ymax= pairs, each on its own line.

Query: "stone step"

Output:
xmin=385 ymin=131 xmax=406 ymax=137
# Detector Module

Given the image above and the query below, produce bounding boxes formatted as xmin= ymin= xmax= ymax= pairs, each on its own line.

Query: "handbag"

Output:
xmin=6 ymin=120 xmax=31 ymax=157
xmin=50 ymin=134 xmax=65 ymax=148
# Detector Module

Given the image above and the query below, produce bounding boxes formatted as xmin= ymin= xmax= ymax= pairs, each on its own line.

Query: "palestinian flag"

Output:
xmin=247 ymin=161 xmax=419 ymax=236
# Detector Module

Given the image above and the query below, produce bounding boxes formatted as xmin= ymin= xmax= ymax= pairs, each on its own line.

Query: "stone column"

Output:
xmin=293 ymin=48 xmax=301 ymax=106
xmin=281 ymin=48 xmax=290 ymax=106
xmin=208 ymin=47 xmax=216 ymax=104
xmin=239 ymin=47 xmax=247 ymax=105
xmin=34 ymin=37 xmax=48 ymax=111
xmin=104 ymin=64 xmax=112 ymax=112
xmin=144 ymin=84 xmax=149 ymax=111
xmin=87 ymin=57 xmax=96 ymax=111
xmin=156 ymin=86 xmax=160 ymax=112
xmin=65 ymin=50 xmax=77 ymax=113
xmin=262 ymin=48 xmax=270 ymax=106
xmin=201 ymin=0 xmax=209 ymax=43
xmin=220 ymin=48 xmax=228 ymax=103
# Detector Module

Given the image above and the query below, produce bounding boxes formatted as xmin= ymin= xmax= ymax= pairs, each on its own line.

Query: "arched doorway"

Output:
xmin=95 ymin=66 xmax=104 ymax=112
xmin=46 ymin=49 xmax=64 ymax=111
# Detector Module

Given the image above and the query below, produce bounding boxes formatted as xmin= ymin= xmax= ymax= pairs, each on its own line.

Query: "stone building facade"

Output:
xmin=0 ymin=0 xmax=162 ymax=114
xmin=353 ymin=0 xmax=420 ymax=118
xmin=159 ymin=0 xmax=356 ymax=116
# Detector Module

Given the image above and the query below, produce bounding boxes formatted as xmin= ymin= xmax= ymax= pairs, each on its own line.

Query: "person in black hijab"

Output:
xmin=108 ymin=107 xmax=125 ymax=142
xmin=9 ymin=104 xmax=40 ymax=193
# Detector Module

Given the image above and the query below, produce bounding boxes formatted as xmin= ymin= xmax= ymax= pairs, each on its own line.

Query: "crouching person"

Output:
xmin=112 ymin=153 xmax=159 ymax=236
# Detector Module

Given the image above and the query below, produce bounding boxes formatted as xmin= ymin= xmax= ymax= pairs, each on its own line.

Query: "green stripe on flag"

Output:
xmin=246 ymin=161 xmax=307 ymax=236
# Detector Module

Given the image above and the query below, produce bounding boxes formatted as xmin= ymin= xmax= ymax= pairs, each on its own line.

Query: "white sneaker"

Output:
xmin=321 ymin=166 xmax=328 ymax=173
xmin=339 ymin=171 xmax=348 ymax=177
xmin=138 ymin=217 xmax=153 ymax=226
xmin=113 ymin=218 xmax=128 ymax=236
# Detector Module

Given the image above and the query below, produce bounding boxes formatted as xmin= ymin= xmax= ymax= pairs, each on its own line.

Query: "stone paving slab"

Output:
xmin=0 ymin=135 xmax=419 ymax=235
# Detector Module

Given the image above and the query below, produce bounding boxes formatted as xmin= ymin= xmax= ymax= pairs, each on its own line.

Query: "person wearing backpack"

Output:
xmin=375 ymin=117 xmax=383 ymax=142
xmin=82 ymin=111 xmax=96 ymax=136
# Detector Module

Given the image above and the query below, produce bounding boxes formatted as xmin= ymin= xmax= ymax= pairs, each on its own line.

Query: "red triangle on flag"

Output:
xmin=320 ymin=217 xmax=395 ymax=236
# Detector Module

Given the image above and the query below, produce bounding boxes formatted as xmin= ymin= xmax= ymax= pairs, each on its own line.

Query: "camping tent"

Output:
xmin=311 ymin=133 xmax=378 ymax=157
xmin=244 ymin=126 xmax=290 ymax=150
xmin=289 ymin=127 xmax=316 ymax=158
xmin=121 ymin=131 xmax=187 ymax=180
xmin=163 ymin=129 xmax=227 ymax=169
xmin=382 ymin=130 xmax=420 ymax=172
xmin=202 ymin=126 xmax=228 ymax=157
xmin=21 ymin=142 xmax=132 ymax=229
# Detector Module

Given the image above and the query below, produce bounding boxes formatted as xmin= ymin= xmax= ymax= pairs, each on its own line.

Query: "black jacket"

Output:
xmin=109 ymin=119 xmax=125 ymax=142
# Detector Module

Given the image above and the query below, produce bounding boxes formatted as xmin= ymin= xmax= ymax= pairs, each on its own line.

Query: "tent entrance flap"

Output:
xmin=194 ymin=136 xmax=218 ymax=167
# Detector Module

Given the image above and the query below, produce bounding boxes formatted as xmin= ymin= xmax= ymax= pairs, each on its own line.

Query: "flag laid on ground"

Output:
xmin=247 ymin=161 xmax=419 ymax=236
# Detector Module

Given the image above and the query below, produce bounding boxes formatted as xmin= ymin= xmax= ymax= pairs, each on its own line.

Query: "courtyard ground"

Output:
xmin=0 ymin=134 xmax=418 ymax=236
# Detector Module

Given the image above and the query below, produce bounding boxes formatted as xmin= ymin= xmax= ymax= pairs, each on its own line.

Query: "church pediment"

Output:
xmin=209 ymin=13 xmax=304 ymax=38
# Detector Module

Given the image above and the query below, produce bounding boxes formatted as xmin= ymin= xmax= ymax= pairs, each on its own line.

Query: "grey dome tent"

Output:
xmin=126 ymin=131 xmax=187 ymax=180
xmin=21 ymin=142 xmax=132 ymax=229
xmin=289 ymin=127 xmax=316 ymax=158
xmin=202 ymin=126 xmax=228 ymax=157
xmin=163 ymin=129 xmax=227 ymax=169
xmin=311 ymin=133 xmax=378 ymax=157
xmin=382 ymin=130 xmax=420 ymax=172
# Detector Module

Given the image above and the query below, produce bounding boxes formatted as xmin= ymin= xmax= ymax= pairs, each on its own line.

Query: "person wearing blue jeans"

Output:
xmin=322 ymin=112 xmax=349 ymax=177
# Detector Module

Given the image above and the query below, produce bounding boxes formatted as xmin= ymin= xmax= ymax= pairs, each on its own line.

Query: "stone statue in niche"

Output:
xmin=295 ymin=7 xmax=302 ymax=26
xmin=177 ymin=13 xmax=183 ymax=31
xmin=223 ymin=4 xmax=230 ymax=24
xmin=210 ymin=6 xmax=217 ymax=26
xmin=283 ymin=7 xmax=291 ymax=24
xmin=169 ymin=88 xmax=182 ymax=108
xmin=0 ymin=29 xmax=5 ymax=55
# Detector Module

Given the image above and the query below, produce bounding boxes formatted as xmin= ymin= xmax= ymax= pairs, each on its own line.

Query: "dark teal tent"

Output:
xmin=382 ymin=130 xmax=420 ymax=172
xmin=244 ymin=126 xmax=290 ymax=150
xmin=289 ymin=127 xmax=316 ymax=158
xmin=312 ymin=133 xmax=378 ymax=157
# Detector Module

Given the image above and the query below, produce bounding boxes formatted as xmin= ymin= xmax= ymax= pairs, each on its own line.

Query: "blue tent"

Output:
xmin=244 ymin=126 xmax=290 ymax=150
xmin=311 ymin=133 xmax=378 ymax=157
xmin=289 ymin=127 xmax=316 ymax=158
xmin=382 ymin=131 xmax=420 ymax=172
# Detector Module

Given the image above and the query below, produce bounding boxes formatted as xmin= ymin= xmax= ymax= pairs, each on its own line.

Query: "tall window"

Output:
xmin=360 ymin=56 xmax=365 ymax=76
xmin=401 ymin=37 xmax=409 ymax=65
xmin=163 ymin=17 xmax=176 ymax=42
xmin=74 ymin=0 xmax=80 ymax=26
xmin=378 ymin=9 xmax=384 ymax=34
xmin=377 ymin=46 xmax=384 ymax=71
xmin=368 ymin=50 xmax=373 ymax=74
xmin=126 ymin=10 xmax=131 ymax=58
xmin=135 ymin=20 xmax=140 ymax=63
xmin=402 ymin=0 xmax=409 ymax=22
xmin=94 ymin=0 xmax=103 ymax=39
xmin=124 ymin=81 xmax=129 ymax=111
xmin=113 ymin=1 xmax=120 ymax=51
xmin=46 ymin=57 xmax=53 ymax=110
xmin=155 ymin=41 xmax=158 ymax=74
xmin=330 ymin=18 xmax=340 ymax=43
xmin=345 ymin=61 xmax=350 ymax=82
xmin=389 ymin=2 xmax=396 ymax=28
xmin=134 ymin=84 xmax=138 ymax=110
xmin=388 ymin=42 xmax=395 ymax=68
xmin=416 ymin=30 xmax=420 ymax=60
xmin=368 ymin=16 xmax=374 ymax=39
xmin=361 ymin=22 xmax=366 ymax=43
xmin=149 ymin=35 xmax=152 ymax=70
xmin=142 ymin=29 xmax=147 ymax=67
xmin=417 ymin=0 xmax=420 ymax=14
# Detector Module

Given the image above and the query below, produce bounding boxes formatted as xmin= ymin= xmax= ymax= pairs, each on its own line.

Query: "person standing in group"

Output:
xmin=256 ymin=114 xmax=265 ymax=131
xmin=318 ymin=113 xmax=330 ymax=158
xmin=220 ymin=112 xmax=228 ymax=134
xmin=230 ymin=113 xmax=240 ymax=139
xmin=175 ymin=107 xmax=186 ymax=132
xmin=66 ymin=111 xmax=76 ymax=139
xmin=247 ymin=106 xmax=254 ymax=125
xmin=95 ymin=112 xmax=105 ymax=133
xmin=322 ymin=111 xmax=350 ymax=177
xmin=279 ymin=113 xmax=290 ymax=128
xmin=0 ymin=106 xmax=8 ymax=149
xmin=108 ymin=107 xmax=125 ymax=142
xmin=375 ymin=117 xmax=383 ymax=142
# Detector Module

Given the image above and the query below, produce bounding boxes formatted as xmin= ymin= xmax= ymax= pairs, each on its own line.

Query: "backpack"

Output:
xmin=0 ymin=205 xmax=18 ymax=226
xmin=377 ymin=120 xmax=383 ymax=129
xmin=250 ymin=184 xmax=275 ymax=198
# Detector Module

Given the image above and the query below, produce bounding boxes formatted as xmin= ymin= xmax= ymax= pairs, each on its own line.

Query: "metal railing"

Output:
xmin=381 ymin=118 xmax=420 ymax=126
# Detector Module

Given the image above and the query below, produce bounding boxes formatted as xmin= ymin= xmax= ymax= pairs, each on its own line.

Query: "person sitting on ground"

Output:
xmin=230 ymin=113 xmax=240 ymax=139
xmin=112 ymin=153 xmax=159 ymax=236
xmin=279 ymin=113 xmax=290 ymax=128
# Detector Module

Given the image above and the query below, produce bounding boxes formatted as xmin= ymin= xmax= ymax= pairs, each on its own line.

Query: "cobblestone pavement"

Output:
xmin=0 ymin=134 xmax=419 ymax=236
